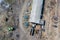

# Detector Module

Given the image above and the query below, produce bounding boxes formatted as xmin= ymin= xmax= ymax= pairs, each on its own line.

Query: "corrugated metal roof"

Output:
xmin=29 ymin=0 xmax=43 ymax=24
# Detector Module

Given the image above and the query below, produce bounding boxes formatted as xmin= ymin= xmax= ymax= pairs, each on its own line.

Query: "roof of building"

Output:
xmin=29 ymin=0 xmax=43 ymax=24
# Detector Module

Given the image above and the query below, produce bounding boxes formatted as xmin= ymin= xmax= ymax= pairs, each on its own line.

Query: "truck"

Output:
xmin=29 ymin=0 xmax=45 ymax=36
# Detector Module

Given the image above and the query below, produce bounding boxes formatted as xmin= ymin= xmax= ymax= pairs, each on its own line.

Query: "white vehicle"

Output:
xmin=0 ymin=0 xmax=10 ymax=9
xmin=2 ymin=2 xmax=10 ymax=9
xmin=0 ymin=0 xmax=4 ymax=4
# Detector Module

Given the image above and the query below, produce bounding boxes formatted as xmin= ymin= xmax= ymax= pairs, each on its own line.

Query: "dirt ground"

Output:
xmin=43 ymin=0 xmax=60 ymax=40
xmin=0 ymin=0 xmax=60 ymax=40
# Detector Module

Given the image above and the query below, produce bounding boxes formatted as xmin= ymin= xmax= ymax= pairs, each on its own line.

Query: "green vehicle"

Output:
xmin=8 ymin=27 xmax=13 ymax=31
xmin=7 ymin=25 xmax=17 ymax=31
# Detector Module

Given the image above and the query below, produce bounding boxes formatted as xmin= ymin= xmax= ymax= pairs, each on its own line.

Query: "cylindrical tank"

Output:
xmin=29 ymin=0 xmax=43 ymax=24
